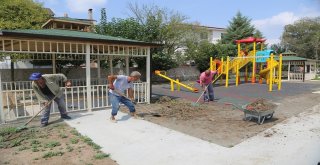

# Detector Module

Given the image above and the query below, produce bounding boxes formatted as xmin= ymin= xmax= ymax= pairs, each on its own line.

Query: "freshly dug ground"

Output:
xmin=0 ymin=119 xmax=117 ymax=165
xmin=119 ymin=96 xmax=305 ymax=147
xmin=246 ymin=98 xmax=277 ymax=111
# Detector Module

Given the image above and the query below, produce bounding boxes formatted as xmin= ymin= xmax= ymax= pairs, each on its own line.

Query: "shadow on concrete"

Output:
xmin=117 ymin=114 xmax=131 ymax=122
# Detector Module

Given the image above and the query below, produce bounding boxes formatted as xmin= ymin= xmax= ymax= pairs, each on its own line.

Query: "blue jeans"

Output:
xmin=204 ymin=83 xmax=214 ymax=101
xmin=110 ymin=92 xmax=135 ymax=116
xmin=41 ymin=95 xmax=67 ymax=124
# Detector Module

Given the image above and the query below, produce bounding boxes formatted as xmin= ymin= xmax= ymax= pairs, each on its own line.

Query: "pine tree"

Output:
xmin=97 ymin=8 xmax=107 ymax=34
xmin=219 ymin=12 xmax=258 ymax=56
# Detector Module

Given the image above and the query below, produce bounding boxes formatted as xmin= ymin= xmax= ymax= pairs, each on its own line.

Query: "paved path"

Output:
xmin=66 ymin=103 xmax=320 ymax=165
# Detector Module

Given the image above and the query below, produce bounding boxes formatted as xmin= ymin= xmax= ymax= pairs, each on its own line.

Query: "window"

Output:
xmin=200 ymin=32 xmax=208 ymax=40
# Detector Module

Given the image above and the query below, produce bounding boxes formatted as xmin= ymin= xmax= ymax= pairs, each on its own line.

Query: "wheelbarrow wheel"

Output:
xmin=265 ymin=113 xmax=273 ymax=120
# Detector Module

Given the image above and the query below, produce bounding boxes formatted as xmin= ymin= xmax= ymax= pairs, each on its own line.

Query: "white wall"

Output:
xmin=210 ymin=30 xmax=225 ymax=44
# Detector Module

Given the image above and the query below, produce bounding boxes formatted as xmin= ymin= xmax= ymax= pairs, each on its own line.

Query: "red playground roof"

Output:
xmin=235 ymin=37 xmax=266 ymax=43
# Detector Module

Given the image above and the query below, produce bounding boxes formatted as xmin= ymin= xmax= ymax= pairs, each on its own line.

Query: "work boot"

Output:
xmin=130 ymin=112 xmax=143 ymax=119
xmin=61 ymin=114 xmax=71 ymax=119
xmin=110 ymin=116 xmax=117 ymax=123
xmin=40 ymin=123 xmax=48 ymax=127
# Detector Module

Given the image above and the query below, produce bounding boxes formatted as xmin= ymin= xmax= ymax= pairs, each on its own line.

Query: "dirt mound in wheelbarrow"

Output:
xmin=246 ymin=98 xmax=277 ymax=111
xmin=156 ymin=96 xmax=208 ymax=120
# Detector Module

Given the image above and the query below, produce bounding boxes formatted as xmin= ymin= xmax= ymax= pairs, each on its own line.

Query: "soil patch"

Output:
xmin=0 ymin=120 xmax=117 ymax=165
xmin=120 ymin=96 xmax=282 ymax=147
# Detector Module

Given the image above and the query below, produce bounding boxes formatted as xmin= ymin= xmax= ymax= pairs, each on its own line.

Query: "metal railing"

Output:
xmin=289 ymin=73 xmax=304 ymax=80
xmin=1 ymin=82 xmax=148 ymax=122
xmin=1 ymin=78 xmax=107 ymax=90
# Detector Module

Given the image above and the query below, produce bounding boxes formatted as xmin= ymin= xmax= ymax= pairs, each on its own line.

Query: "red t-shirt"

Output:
xmin=200 ymin=71 xmax=216 ymax=85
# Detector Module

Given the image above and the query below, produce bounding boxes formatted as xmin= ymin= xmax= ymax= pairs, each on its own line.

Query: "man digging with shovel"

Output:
xmin=29 ymin=73 xmax=72 ymax=127
xmin=107 ymin=71 xmax=141 ymax=123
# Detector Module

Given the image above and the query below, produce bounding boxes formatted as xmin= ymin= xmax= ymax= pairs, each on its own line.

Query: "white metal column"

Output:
xmin=97 ymin=55 xmax=101 ymax=84
xmin=126 ymin=56 xmax=130 ymax=75
xmin=288 ymin=62 xmax=291 ymax=80
xmin=146 ymin=48 xmax=151 ymax=104
xmin=86 ymin=44 xmax=92 ymax=112
xmin=109 ymin=56 xmax=113 ymax=75
xmin=52 ymin=54 xmax=56 ymax=74
xmin=0 ymin=70 xmax=4 ymax=124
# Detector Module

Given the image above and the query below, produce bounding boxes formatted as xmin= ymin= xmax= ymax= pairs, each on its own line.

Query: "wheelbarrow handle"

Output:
xmin=224 ymin=102 xmax=246 ymax=111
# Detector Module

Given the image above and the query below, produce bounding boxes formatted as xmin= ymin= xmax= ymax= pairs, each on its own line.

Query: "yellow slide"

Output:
xmin=259 ymin=60 xmax=279 ymax=79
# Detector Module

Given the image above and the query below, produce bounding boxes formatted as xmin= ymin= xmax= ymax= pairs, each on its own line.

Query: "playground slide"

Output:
xmin=154 ymin=70 xmax=199 ymax=92
xmin=259 ymin=62 xmax=279 ymax=79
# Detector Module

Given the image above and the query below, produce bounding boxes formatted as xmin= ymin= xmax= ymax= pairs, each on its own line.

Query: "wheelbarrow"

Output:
xmin=226 ymin=103 xmax=275 ymax=125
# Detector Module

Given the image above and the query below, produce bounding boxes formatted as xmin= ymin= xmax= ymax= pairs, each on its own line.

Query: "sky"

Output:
xmin=40 ymin=0 xmax=320 ymax=45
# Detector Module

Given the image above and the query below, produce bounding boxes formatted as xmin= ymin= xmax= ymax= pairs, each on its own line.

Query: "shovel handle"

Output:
xmin=24 ymin=96 xmax=57 ymax=126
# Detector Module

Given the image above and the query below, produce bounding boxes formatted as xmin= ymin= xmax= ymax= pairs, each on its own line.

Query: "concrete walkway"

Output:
xmin=65 ymin=104 xmax=320 ymax=165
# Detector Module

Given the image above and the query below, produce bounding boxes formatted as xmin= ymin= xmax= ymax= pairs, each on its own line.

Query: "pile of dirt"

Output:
xmin=157 ymin=96 xmax=173 ymax=103
xmin=246 ymin=98 xmax=277 ymax=112
xmin=155 ymin=97 xmax=208 ymax=120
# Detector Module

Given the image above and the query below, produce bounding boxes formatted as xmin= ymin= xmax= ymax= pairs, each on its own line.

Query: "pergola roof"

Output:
xmin=275 ymin=56 xmax=307 ymax=61
xmin=0 ymin=29 xmax=159 ymax=47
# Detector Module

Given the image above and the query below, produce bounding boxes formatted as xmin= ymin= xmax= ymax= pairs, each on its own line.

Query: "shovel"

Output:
xmin=16 ymin=96 xmax=57 ymax=131
xmin=112 ymin=89 xmax=161 ymax=117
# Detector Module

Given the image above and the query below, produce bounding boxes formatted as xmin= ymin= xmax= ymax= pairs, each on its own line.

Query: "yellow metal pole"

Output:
xmin=221 ymin=57 xmax=224 ymax=85
xmin=176 ymin=79 xmax=180 ymax=91
xmin=237 ymin=43 xmax=241 ymax=57
xmin=236 ymin=61 xmax=239 ymax=86
xmin=278 ymin=54 xmax=282 ymax=90
xmin=170 ymin=80 xmax=174 ymax=92
xmin=210 ymin=57 xmax=213 ymax=71
xmin=269 ymin=54 xmax=274 ymax=92
xmin=252 ymin=41 xmax=256 ymax=83
xmin=226 ymin=56 xmax=230 ymax=88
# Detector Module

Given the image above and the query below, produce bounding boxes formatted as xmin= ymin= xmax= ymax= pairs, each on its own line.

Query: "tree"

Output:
xmin=0 ymin=0 xmax=50 ymax=83
xmin=128 ymin=3 xmax=189 ymax=70
xmin=96 ymin=3 xmax=190 ymax=71
xmin=220 ymin=11 xmax=260 ymax=56
xmin=0 ymin=0 xmax=50 ymax=29
xmin=270 ymin=43 xmax=286 ymax=54
xmin=192 ymin=41 xmax=217 ymax=72
xmin=281 ymin=17 xmax=320 ymax=59
xmin=95 ymin=8 xmax=107 ymax=35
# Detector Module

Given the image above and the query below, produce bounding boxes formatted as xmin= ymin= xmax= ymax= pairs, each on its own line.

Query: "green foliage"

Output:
xmin=66 ymin=145 xmax=74 ymax=152
xmin=9 ymin=138 xmax=23 ymax=147
xmin=95 ymin=3 xmax=189 ymax=70
xmin=42 ymin=151 xmax=64 ymax=158
xmin=152 ymin=52 xmax=177 ymax=71
xmin=270 ymin=43 xmax=286 ymax=54
xmin=282 ymin=17 xmax=320 ymax=59
xmin=31 ymin=147 xmax=39 ymax=152
xmin=81 ymin=136 xmax=101 ymax=150
xmin=17 ymin=146 xmax=29 ymax=151
xmin=94 ymin=153 xmax=110 ymax=159
xmin=70 ymin=129 xmax=81 ymax=136
xmin=192 ymin=41 xmax=218 ymax=72
xmin=59 ymin=133 xmax=68 ymax=138
xmin=30 ymin=140 xmax=41 ymax=145
xmin=220 ymin=11 xmax=261 ymax=56
xmin=0 ymin=0 xmax=50 ymax=30
xmin=0 ymin=127 xmax=19 ymax=136
xmin=44 ymin=141 xmax=61 ymax=148
xmin=70 ymin=138 xmax=79 ymax=144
